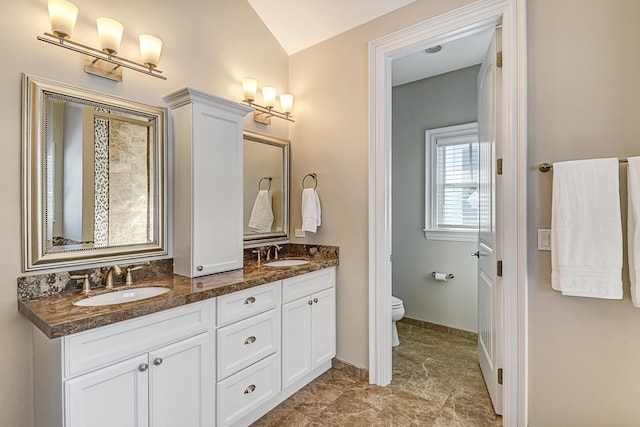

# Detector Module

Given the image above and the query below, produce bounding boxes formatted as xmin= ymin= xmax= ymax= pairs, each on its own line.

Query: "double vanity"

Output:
xmin=20 ymin=251 xmax=338 ymax=427
xmin=18 ymin=74 xmax=337 ymax=427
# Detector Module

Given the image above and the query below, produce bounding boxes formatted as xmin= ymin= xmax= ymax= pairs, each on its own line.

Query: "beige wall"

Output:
xmin=2 ymin=1 xmax=288 ymax=426
xmin=288 ymin=0 xmax=474 ymax=369
xmin=291 ymin=0 xmax=640 ymax=423
xmin=527 ymin=0 xmax=640 ymax=424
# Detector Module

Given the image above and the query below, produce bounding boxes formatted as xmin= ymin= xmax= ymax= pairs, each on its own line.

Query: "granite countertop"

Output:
xmin=19 ymin=256 xmax=338 ymax=339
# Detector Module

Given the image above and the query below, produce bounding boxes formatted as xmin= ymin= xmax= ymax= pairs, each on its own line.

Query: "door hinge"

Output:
xmin=498 ymin=368 xmax=503 ymax=385
xmin=497 ymin=260 xmax=503 ymax=277
xmin=496 ymin=158 xmax=503 ymax=175
xmin=497 ymin=51 xmax=503 ymax=68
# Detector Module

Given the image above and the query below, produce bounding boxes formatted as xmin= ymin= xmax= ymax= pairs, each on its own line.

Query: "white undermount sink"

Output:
xmin=73 ymin=287 xmax=170 ymax=307
xmin=264 ymin=259 xmax=310 ymax=267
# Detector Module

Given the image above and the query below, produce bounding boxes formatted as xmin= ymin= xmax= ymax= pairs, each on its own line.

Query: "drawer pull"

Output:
xmin=138 ymin=363 xmax=149 ymax=372
xmin=313 ymin=298 xmax=319 ymax=303
xmin=308 ymin=300 xmax=313 ymax=305
xmin=244 ymin=336 xmax=257 ymax=345
xmin=153 ymin=357 xmax=163 ymax=366
xmin=244 ymin=296 xmax=256 ymax=305
xmin=244 ymin=384 xmax=256 ymax=394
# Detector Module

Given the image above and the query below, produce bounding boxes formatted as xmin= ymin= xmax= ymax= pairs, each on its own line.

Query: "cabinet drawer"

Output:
xmin=217 ymin=281 xmax=280 ymax=326
xmin=282 ymin=268 xmax=335 ymax=304
xmin=217 ymin=353 xmax=280 ymax=427
xmin=217 ymin=308 xmax=280 ymax=380
xmin=64 ymin=300 xmax=215 ymax=378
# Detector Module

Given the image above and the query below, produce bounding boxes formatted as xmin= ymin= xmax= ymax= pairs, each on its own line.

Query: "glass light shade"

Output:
xmin=97 ymin=17 xmax=124 ymax=55
xmin=280 ymin=93 xmax=294 ymax=114
xmin=48 ymin=0 xmax=78 ymax=39
xmin=262 ymin=86 xmax=276 ymax=108
xmin=242 ymin=78 xmax=258 ymax=101
xmin=139 ymin=34 xmax=163 ymax=68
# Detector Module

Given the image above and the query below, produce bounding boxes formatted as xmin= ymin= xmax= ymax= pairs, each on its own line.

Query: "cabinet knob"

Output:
xmin=196 ymin=265 xmax=203 ymax=271
xmin=313 ymin=298 xmax=319 ymax=303
xmin=153 ymin=357 xmax=163 ymax=366
xmin=308 ymin=300 xmax=313 ymax=305
xmin=138 ymin=363 xmax=149 ymax=372
xmin=244 ymin=384 xmax=256 ymax=394
xmin=244 ymin=336 xmax=257 ymax=345
xmin=244 ymin=296 xmax=256 ymax=305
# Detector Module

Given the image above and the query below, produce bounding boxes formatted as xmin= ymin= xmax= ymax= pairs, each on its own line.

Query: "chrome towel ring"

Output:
xmin=258 ymin=176 xmax=272 ymax=191
xmin=302 ymin=173 xmax=317 ymax=190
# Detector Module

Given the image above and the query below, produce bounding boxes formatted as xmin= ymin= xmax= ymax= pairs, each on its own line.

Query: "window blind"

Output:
xmin=435 ymin=139 xmax=479 ymax=230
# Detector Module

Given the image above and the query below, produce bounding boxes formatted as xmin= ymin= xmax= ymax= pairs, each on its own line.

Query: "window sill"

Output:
xmin=423 ymin=229 xmax=478 ymax=243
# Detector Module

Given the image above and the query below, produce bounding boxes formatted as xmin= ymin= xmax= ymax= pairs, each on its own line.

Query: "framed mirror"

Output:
xmin=243 ymin=130 xmax=289 ymax=243
xmin=21 ymin=74 xmax=167 ymax=271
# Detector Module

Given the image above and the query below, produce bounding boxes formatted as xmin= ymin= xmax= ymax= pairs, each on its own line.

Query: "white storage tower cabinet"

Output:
xmin=164 ymin=88 xmax=252 ymax=277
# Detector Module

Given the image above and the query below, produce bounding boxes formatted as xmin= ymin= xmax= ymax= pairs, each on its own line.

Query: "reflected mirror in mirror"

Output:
xmin=243 ymin=131 xmax=289 ymax=243
xmin=22 ymin=74 xmax=167 ymax=271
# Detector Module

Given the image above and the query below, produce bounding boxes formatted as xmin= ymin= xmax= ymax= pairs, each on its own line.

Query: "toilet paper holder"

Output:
xmin=432 ymin=272 xmax=454 ymax=280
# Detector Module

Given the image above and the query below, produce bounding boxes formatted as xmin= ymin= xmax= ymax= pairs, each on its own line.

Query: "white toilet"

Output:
xmin=391 ymin=296 xmax=405 ymax=347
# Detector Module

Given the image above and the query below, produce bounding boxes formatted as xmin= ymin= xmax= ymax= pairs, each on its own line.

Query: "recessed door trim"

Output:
xmin=368 ymin=0 xmax=528 ymax=425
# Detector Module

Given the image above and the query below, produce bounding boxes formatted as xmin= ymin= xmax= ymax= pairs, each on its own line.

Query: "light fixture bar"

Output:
xmin=37 ymin=33 xmax=166 ymax=80
xmin=243 ymin=101 xmax=294 ymax=123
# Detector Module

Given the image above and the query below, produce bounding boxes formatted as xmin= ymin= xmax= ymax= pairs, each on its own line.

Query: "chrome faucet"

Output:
xmin=125 ymin=266 xmax=143 ymax=285
xmin=105 ymin=265 xmax=122 ymax=289
xmin=70 ymin=274 xmax=91 ymax=295
xmin=252 ymin=247 xmax=264 ymax=264
xmin=266 ymin=244 xmax=282 ymax=261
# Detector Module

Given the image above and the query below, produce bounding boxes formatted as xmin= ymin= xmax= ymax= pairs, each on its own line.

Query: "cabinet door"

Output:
xmin=149 ymin=332 xmax=214 ymax=427
xmin=282 ymin=297 xmax=312 ymax=389
xmin=311 ymin=287 xmax=336 ymax=369
xmin=65 ymin=354 xmax=149 ymax=427
xmin=192 ymin=102 xmax=243 ymax=276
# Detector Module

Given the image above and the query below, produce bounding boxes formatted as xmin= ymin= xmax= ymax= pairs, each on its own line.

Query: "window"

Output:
xmin=424 ymin=123 xmax=479 ymax=242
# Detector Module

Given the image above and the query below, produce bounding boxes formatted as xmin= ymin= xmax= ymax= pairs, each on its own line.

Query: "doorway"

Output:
xmin=368 ymin=0 xmax=527 ymax=425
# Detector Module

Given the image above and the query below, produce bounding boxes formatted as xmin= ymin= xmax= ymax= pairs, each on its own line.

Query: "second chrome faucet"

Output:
xmin=105 ymin=265 xmax=144 ymax=289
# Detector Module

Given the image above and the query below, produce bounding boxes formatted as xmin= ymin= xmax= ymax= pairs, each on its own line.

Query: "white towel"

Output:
xmin=628 ymin=157 xmax=640 ymax=306
xmin=248 ymin=190 xmax=274 ymax=233
xmin=551 ymin=158 xmax=623 ymax=299
xmin=301 ymin=188 xmax=322 ymax=233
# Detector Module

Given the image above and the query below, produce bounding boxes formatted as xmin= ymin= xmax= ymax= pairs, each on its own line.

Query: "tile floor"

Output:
xmin=252 ymin=321 xmax=502 ymax=426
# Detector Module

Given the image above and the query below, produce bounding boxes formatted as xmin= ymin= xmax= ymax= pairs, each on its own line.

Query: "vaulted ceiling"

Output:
xmin=247 ymin=1 xmax=492 ymax=86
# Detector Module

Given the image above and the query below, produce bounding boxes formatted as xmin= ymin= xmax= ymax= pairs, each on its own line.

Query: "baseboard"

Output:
xmin=331 ymin=358 xmax=369 ymax=381
xmin=400 ymin=317 xmax=478 ymax=342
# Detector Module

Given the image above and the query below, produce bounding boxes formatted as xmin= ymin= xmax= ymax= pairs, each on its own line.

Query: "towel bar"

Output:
xmin=302 ymin=173 xmax=317 ymax=189
xmin=258 ymin=176 xmax=272 ymax=191
xmin=539 ymin=158 xmax=629 ymax=172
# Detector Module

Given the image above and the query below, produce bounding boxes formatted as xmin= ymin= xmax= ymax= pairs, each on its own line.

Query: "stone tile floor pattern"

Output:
xmin=252 ymin=321 xmax=502 ymax=426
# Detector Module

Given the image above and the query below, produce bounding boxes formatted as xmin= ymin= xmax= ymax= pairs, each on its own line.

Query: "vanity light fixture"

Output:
xmin=38 ymin=0 xmax=166 ymax=81
xmin=241 ymin=78 xmax=294 ymax=124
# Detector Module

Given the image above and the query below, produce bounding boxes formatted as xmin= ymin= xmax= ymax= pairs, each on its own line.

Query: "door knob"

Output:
xmin=471 ymin=251 xmax=480 ymax=258
xmin=138 ymin=363 xmax=149 ymax=372
xmin=153 ymin=357 xmax=163 ymax=366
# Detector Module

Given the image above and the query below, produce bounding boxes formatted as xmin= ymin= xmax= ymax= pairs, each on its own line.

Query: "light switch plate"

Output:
xmin=295 ymin=229 xmax=305 ymax=238
xmin=538 ymin=229 xmax=551 ymax=251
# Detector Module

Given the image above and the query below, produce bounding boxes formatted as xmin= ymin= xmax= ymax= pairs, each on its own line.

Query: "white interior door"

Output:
xmin=477 ymin=28 xmax=503 ymax=415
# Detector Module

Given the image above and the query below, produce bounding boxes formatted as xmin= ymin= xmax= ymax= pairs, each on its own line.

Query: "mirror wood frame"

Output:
xmin=243 ymin=130 xmax=289 ymax=244
xmin=21 ymin=74 xmax=168 ymax=271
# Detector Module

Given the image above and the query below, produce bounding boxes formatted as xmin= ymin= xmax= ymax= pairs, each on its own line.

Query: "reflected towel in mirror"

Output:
xmin=249 ymin=190 xmax=274 ymax=233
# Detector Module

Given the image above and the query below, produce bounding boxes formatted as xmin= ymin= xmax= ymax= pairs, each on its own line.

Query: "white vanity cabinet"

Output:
xmin=215 ymin=281 xmax=282 ymax=427
xmin=164 ymin=88 xmax=253 ymax=277
xmin=282 ymin=268 xmax=336 ymax=389
xmin=33 ymin=300 xmax=216 ymax=427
